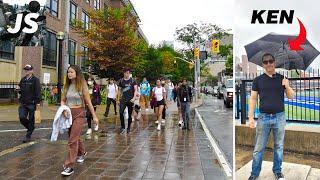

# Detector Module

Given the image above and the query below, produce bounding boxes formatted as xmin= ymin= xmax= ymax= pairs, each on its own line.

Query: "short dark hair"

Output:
xmin=123 ymin=67 xmax=131 ymax=72
xmin=262 ymin=53 xmax=275 ymax=62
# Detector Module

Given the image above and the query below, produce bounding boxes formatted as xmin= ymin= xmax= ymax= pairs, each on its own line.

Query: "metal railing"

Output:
xmin=0 ymin=82 xmax=60 ymax=104
xmin=236 ymin=70 xmax=320 ymax=123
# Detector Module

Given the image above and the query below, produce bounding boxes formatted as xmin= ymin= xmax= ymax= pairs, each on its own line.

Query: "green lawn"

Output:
xmin=285 ymin=105 xmax=320 ymax=122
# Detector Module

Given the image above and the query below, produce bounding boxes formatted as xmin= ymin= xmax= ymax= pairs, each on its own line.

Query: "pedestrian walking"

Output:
xmin=60 ymin=65 xmax=99 ymax=176
xmin=177 ymin=78 xmax=192 ymax=130
xmin=151 ymin=79 xmax=167 ymax=131
xmin=167 ymin=80 xmax=174 ymax=101
xmin=132 ymin=85 xmax=142 ymax=121
xmin=161 ymin=79 xmax=168 ymax=124
xmin=17 ymin=64 xmax=41 ymax=143
xmin=248 ymin=53 xmax=294 ymax=180
xmin=104 ymin=78 xmax=118 ymax=117
xmin=86 ymin=77 xmax=101 ymax=135
xmin=173 ymin=81 xmax=183 ymax=127
xmin=117 ymin=68 xmax=138 ymax=134
xmin=140 ymin=77 xmax=151 ymax=110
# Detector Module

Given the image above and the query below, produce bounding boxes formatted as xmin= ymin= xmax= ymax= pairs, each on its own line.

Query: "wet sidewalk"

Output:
xmin=0 ymin=100 xmax=226 ymax=180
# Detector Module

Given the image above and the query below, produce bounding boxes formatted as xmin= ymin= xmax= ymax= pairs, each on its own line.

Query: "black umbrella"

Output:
xmin=244 ymin=33 xmax=319 ymax=70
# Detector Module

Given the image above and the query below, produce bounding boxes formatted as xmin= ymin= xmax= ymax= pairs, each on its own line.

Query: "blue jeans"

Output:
xmin=18 ymin=104 xmax=36 ymax=138
xmin=251 ymin=112 xmax=286 ymax=177
xmin=180 ymin=102 xmax=190 ymax=127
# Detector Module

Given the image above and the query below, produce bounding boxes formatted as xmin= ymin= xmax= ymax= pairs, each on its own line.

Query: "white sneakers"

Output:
xmin=157 ymin=124 xmax=161 ymax=131
xmin=155 ymin=120 xmax=159 ymax=124
xmin=86 ymin=128 xmax=92 ymax=135
xmin=161 ymin=119 xmax=165 ymax=124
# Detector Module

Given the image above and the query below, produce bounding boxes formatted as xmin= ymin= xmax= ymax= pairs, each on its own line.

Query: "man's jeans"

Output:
xmin=251 ymin=112 xmax=286 ymax=177
xmin=18 ymin=104 xmax=36 ymax=138
xmin=180 ymin=102 xmax=190 ymax=127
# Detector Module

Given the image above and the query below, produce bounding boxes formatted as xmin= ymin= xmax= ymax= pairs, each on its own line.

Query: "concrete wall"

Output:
xmin=0 ymin=60 xmax=17 ymax=82
xmin=236 ymin=125 xmax=320 ymax=155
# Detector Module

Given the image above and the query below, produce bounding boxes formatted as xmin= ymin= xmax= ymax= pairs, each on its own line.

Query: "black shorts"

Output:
xmin=156 ymin=99 xmax=165 ymax=107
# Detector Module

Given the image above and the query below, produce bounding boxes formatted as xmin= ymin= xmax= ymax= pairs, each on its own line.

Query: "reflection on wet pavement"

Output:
xmin=0 ymin=107 xmax=224 ymax=180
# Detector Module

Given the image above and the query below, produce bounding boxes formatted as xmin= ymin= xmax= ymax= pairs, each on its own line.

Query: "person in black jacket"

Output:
xmin=177 ymin=78 xmax=192 ymax=130
xmin=17 ymin=64 xmax=41 ymax=143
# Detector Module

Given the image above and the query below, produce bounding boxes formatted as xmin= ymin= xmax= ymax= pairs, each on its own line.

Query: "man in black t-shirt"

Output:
xmin=177 ymin=78 xmax=192 ymax=130
xmin=248 ymin=53 xmax=294 ymax=180
xmin=117 ymin=68 xmax=138 ymax=134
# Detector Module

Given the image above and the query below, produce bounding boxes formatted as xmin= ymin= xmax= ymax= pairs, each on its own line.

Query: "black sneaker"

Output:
xmin=22 ymin=137 xmax=31 ymax=143
xmin=127 ymin=129 xmax=131 ymax=134
xmin=274 ymin=172 xmax=285 ymax=180
xmin=61 ymin=167 xmax=74 ymax=176
xmin=76 ymin=152 xmax=87 ymax=163
xmin=119 ymin=128 xmax=126 ymax=134
xmin=248 ymin=175 xmax=258 ymax=180
xmin=103 ymin=113 xmax=108 ymax=117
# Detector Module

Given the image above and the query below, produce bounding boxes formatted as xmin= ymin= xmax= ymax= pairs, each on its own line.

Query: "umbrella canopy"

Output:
xmin=244 ymin=33 xmax=319 ymax=70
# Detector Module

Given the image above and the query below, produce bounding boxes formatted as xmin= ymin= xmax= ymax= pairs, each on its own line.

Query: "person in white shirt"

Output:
xmin=151 ymin=79 xmax=167 ymax=131
xmin=104 ymin=78 xmax=118 ymax=117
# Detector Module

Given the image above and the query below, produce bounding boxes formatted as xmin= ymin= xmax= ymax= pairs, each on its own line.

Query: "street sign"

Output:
xmin=194 ymin=47 xmax=200 ymax=59
xmin=212 ymin=40 xmax=220 ymax=53
xmin=43 ymin=73 xmax=50 ymax=84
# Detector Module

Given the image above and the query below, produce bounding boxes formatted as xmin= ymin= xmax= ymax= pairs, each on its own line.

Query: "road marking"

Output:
xmin=0 ymin=127 xmax=52 ymax=133
xmin=195 ymin=108 xmax=233 ymax=179
xmin=0 ymin=141 xmax=37 ymax=157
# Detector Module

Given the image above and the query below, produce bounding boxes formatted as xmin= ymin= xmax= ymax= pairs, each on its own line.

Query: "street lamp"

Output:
xmin=56 ymin=31 xmax=65 ymax=105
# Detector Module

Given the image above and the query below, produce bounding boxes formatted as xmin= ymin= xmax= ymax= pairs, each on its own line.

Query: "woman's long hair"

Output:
xmin=63 ymin=65 xmax=86 ymax=97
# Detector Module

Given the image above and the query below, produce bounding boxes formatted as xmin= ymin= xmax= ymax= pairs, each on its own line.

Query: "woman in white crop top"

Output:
xmin=151 ymin=79 xmax=167 ymax=131
xmin=60 ymin=65 xmax=99 ymax=176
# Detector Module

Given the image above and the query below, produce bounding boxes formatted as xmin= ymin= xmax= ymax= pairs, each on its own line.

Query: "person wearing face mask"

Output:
xmin=85 ymin=77 xmax=101 ymax=135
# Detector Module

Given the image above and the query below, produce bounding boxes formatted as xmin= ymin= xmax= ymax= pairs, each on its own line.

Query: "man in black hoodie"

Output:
xmin=177 ymin=78 xmax=192 ymax=130
xmin=18 ymin=64 xmax=41 ymax=143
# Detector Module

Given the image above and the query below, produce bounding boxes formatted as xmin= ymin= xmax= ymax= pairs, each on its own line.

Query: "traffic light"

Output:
xmin=212 ymin=40 xmax=220 ymax=53
xmin=194 ymin=47 xmax=200 ymax=59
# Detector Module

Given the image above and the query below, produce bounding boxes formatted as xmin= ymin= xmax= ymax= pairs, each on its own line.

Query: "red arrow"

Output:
xmin=288 ymin=18 xmax=307 ymax=51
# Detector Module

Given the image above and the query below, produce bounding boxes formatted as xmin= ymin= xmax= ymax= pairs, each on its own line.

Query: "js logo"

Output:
xmin=7 ymin=1 xmax=42 ymax=34
xmin=251 ymin=10 xmax=306 ymax=51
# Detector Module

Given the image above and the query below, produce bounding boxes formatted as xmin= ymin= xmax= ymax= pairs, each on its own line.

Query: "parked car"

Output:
xmin=222 ymin=79 xmax=233 ymax=108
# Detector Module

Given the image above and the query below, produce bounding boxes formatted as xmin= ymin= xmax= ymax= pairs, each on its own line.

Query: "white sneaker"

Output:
xmin=86 ymin=128 xmax=92 ymax=135
xmin=146 ymin=108 xmax=149 ymax=111
xmin=155 ymin=120 xmax=159 ymax=124
xmin=161 ymin=119 xmax=165 ymax=124
xmin=157 ymin=124 xmax=161 ymax=131
xmin=94 ymin=124 xmax=99 ymax=131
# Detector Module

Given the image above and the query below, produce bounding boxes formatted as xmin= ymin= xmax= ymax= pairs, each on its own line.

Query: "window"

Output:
xmin=80 ymin=46 xmax=89 ymax=71
xmin=82 ymin=11 xmax=90 ymax=30
xmin=68 ymin=40 xmax=76 ymax=65
xmin=46 ymin=0 xmax=59 ymax=17
xmin=0 ymin=40 xmax=14 ymax=60
xmin=70 ymin=2 xmax=77 ymax=25
xmin=94 ymin=0 xmax=100 ymax=10
xmin=42 ymin=31 xmax=57 ymax=67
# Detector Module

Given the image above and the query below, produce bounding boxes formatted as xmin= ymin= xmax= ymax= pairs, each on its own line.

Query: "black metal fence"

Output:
xmin=0 ymin=82 xmax=59 ymax=104
xmin=235 ymin=70 xmax=320 ymax=124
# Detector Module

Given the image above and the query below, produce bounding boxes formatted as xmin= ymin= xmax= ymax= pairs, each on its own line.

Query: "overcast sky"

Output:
xmin=130 ymin=0 xmax=234 ymax=48
xmin=234 ymin=0 xmax=320 ymax=69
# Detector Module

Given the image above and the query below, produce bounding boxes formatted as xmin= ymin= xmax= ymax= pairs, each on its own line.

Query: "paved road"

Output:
xmin=197 ymin=95 xmax=233 ymax=168
xmin=0 ymin=100 xmax=227 ymax=179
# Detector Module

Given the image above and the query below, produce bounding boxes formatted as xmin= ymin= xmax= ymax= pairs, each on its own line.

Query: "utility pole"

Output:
xmin=193 ymin=36 xmax=198 ymax=102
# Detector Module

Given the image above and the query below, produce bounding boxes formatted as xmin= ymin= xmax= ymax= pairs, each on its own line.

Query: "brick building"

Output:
xmin=0 ymin=0 xmax=147 ymax=84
